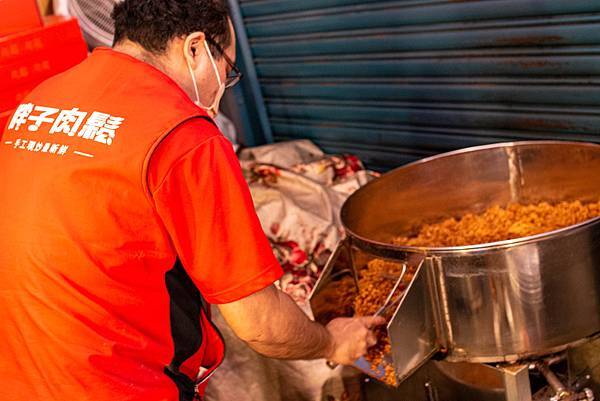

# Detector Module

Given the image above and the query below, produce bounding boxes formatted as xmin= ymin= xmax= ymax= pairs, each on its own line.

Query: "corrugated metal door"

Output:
xmin=232 ymin=0 xmax=600 ymax=171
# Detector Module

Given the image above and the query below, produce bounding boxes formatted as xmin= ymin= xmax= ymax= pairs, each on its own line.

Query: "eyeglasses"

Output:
xmin=205 ymin=36 xmax=243 ymax=89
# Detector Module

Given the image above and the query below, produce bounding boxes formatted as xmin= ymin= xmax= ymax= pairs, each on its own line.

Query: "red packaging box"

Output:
xmin=0 ymin=82 xmax=43 ymax=111
xmin=0 ymin=16 xmax=86 ymax=65
xmin=0 ymin=0 xmax=43 ymax=37
xmin=0 ymin=16 xmax=88 ymax=112
xmin=1 ymin=46 xmax=88 ymax=89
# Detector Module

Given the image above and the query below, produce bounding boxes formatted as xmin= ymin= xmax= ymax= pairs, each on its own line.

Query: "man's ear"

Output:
xmin=183 ymin=31 xmax=206 ymax=68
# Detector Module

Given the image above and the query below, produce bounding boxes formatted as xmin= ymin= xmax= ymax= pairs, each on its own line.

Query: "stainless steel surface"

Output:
xmin=388 ymin=256 xmax=437 ymax=383
xmin=434 ymin=361 xmax=505 ymax=392
xmin=310 ymin=141 xmax=600 ymax=392
xmin=339 ymin=141 xmax=600 ymax=364
xmin=502 ymin=364 xmax=533 ymax=401
xmin=343 ymin=141 xmax=600 ymax=248
xmin=374 ymin=263 xmax=406 ymax=317
xmin=309 ymin=238 xmax=355 ymax=325
xmin=310 ymin=242 xmax=430 ymax=383
xmin=363 ymin=360 xmax=508 ymax=401
xmin=361 ymin=348 xmax=598 ymax=401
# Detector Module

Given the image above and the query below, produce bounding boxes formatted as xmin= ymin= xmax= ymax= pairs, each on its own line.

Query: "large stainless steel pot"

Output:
xmin=310 ymin=141 xmax=600 ymax=385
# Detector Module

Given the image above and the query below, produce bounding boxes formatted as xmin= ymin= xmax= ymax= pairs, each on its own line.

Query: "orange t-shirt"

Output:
xmin=149 ymin=119 xmax=282 ymax=305
xmin=0 ymin=48 xmax=282 ymax=401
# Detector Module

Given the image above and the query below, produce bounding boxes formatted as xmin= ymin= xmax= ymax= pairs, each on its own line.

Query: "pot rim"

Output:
xmin=341 ymin=140 xmax=600 ymax=254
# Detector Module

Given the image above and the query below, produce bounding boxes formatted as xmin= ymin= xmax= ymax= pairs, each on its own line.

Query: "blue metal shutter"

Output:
xmin=232 ymin=0 xmax=600 ymax=171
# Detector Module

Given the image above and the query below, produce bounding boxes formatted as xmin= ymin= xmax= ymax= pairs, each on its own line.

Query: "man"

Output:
xmin=0 ymin=1 xmax=383 ymax=400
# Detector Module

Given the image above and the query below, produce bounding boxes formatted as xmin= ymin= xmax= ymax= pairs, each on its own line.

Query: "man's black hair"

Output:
xmin=112 ymin=0 xmax=231 ymax=56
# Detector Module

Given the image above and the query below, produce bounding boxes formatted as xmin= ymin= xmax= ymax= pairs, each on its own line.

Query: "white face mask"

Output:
xmin=185 ymin=40 xmax=225 ymax=117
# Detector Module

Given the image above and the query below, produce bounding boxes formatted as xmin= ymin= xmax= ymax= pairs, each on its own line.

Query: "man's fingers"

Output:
xmin=357 ymin=340 xmax=368 ymax=356
xmin=366 ymin=331 xmax=377 ymax=347
xmin=360 ymin=316 xmax=387 ymax=328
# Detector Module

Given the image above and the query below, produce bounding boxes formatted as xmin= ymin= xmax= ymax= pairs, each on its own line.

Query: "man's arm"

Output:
xmin=218 ymin=285 xmax=384 ymax=365
xmin=148 ymin=131 xmax=381 ymax=363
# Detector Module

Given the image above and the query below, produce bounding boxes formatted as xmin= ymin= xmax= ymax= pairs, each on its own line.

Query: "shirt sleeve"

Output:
xmin=148 ymin=119 xmax=283 ymax=304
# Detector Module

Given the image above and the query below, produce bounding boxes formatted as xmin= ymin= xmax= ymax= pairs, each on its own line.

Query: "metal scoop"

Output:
xmin=374 ymin=263 xmax=408 ymax=318
xmin=326 ymin=263 xmax=408 ymax=370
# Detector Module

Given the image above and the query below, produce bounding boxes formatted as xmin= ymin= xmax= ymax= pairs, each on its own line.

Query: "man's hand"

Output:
xmin=218 ymin=285 xmax=386 ymax=362
xmin=325 ymin=316 xmax=386 ymax=365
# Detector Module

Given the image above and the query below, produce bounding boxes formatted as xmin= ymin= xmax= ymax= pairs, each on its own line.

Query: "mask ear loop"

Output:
xmin=203 ymin=40 xmax=223 ymax=87
xmin=184 ymin=45 xmax=202 ymax=104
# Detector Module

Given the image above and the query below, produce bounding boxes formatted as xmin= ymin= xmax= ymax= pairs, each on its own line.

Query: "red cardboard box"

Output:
xmin=1 ymin=45 xmax=88 ymax=89
xmin=0 ymin=16 xmax=88 ymax=112
xmin=0 ymin=16 xmax=86 ymax=65
xmin=0 ymin=0 xmax=43 ymax=37
xmin=0 ymin=81 xmax=45 ymax=111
